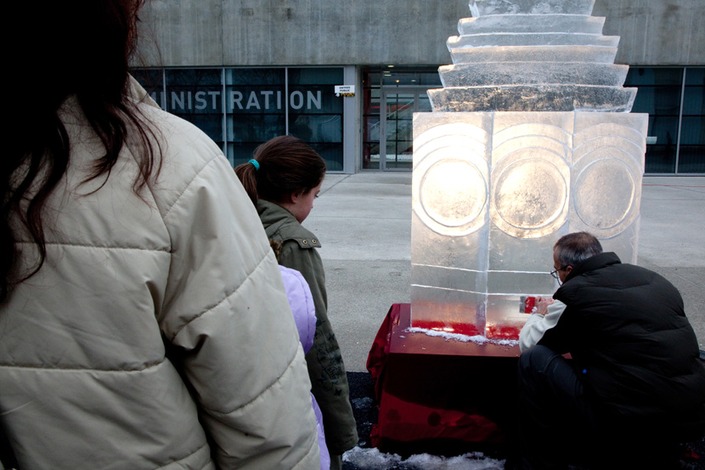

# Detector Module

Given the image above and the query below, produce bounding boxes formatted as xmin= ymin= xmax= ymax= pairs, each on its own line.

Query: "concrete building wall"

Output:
xmin=594 ymin=0 xmax=703 ymax=65
xmin=136 ymin=0 xmax=704 ymax=68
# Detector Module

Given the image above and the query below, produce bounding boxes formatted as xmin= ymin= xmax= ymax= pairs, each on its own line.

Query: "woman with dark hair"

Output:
xmin=1 ymin=2 xmax=319 ymax=468
xmin=235 ymin=136 xmax=359 ymax=469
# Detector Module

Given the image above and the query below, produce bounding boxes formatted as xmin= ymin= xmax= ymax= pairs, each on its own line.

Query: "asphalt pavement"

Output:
xmin=307 ymin=172 xmax=705 ymax=373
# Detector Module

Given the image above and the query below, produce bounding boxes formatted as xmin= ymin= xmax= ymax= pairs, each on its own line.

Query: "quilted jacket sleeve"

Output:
xmin=519 ymin=300 xmax=566 ymax=353
xmin=156 ymin=147 xmax=320 ymax=469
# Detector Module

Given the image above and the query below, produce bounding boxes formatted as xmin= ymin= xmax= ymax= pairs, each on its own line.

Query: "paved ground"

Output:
xmin=310 ymin=172 xmax=705 ymax=373
xmin=311 ymin=172 xmax=705 ymax=469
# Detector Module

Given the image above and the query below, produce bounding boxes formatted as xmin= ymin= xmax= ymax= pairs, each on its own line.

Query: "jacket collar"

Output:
xmin=563 ymin=251 xmax=621 ymax=283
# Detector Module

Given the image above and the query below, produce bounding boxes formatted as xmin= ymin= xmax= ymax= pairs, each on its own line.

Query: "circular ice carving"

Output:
xmin=492 ymin=156 xmax=568 ymax=238
xmin=574 ymin=158 xmax=636 ymax=236
xmin=418 ymin=159 xmax=488 ymax=236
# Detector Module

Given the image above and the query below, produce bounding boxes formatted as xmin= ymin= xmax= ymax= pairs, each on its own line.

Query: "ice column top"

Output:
xmin=428 ymin=0 xmax=637 ymax=112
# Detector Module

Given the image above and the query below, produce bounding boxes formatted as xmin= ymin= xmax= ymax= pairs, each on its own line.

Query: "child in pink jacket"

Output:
xmin=278 ymin=264 xmax=331 ymax=470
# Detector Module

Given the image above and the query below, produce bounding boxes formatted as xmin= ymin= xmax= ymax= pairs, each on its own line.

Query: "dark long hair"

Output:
xmin=2 ymin=0 xmax=160 ymax=302
xmin=234 ymin=135 xmax=326 ymax=206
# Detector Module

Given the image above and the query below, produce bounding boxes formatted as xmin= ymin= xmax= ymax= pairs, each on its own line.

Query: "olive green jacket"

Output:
xmin=258 ymin=200 xmax=359 ymax=456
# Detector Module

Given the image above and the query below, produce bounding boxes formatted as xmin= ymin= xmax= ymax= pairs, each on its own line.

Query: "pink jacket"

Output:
xmin=279 ymin=265 xmax=331 ymax=470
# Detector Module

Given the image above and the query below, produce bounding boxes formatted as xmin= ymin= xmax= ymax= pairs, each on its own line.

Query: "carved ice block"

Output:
xmin=428 ymin=85 xmax=637 ymax=113
xmin=438 ymin=63 xmax=629 ymax=88
xmin=449 ymin=45 xmax=618 ymax=64
xmin=447 ymin=32 xmax=619 ymax=48
xmin=410 ymin=111 xmax=647 ymax=339
xmin=459 ymin=15 xmax=606 ymax=35
xmin=469 ymin=0 xmax=596 ymax=16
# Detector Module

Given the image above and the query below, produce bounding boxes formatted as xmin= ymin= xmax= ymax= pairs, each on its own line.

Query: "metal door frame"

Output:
xmin=379 ymin=87 xmax=429 ymax=171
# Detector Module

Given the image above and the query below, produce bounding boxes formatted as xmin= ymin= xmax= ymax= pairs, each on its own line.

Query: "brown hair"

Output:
xmin=234 ymin=135 xmax=326 ymax=206
xmin=2 ymin=0 xmax=159 ymax=302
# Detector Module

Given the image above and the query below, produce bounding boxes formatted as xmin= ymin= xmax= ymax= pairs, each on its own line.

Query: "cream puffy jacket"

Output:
xmin=0 ymin=81 xmax=320 ymax=469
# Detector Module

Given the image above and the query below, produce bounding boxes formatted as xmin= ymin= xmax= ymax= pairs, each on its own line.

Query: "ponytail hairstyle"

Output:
xmin=2 ymin=0 xmax=160 ymax=302
xmin=234 ymin=135 xmax=326 ymax=206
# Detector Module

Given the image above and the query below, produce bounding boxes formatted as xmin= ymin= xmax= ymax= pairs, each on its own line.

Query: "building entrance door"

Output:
xmin=379 ymin=88 xmax=432 ymax=171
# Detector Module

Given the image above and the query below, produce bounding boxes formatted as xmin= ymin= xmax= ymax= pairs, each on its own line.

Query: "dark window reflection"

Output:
xmin=131 ymin=67 xmax=345 ymax=170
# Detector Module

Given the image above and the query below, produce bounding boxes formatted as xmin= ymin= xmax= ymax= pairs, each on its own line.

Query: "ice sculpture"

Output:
xmin=411 ymin=0 xmax=648 ymax=340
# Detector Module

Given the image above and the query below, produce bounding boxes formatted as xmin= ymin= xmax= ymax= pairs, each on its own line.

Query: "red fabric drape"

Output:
xmin=366 ymin=304 xmax=504 ymax=449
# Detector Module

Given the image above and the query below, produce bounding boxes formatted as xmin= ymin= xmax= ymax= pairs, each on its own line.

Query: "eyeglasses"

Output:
xmin=550 ymin=265 xmax=570 ymax=281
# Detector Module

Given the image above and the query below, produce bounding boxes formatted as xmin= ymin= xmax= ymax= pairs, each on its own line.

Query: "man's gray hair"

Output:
xmin=553 ymin=231 xmax=603 ymax=268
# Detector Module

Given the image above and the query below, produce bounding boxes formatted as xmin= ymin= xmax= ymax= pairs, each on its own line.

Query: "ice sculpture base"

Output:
xmin=368 ymin=303 xmax=519 ymax=456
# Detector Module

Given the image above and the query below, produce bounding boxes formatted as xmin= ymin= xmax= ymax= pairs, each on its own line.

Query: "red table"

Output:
xmin=366 ymin=303 xmax=520 ymax=457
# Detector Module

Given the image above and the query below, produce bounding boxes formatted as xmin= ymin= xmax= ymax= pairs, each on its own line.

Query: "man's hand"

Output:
xmin=535 ymin=296 xmax=554 ymax=315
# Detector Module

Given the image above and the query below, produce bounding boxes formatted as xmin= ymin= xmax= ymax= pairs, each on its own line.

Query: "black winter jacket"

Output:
xmin=540 ymin=252 xmax=705 ymax=438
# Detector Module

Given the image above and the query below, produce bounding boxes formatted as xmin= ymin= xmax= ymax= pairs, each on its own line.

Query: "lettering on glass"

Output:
xmin=149 ymin=90 xmax=323 ymax=112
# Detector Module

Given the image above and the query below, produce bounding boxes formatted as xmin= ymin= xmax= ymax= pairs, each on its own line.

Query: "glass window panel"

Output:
xmin=290 ymin=115 xmax=342 ymax=143
xmin=627 ymin=68 xmax=682 ymax=116
xmin=418 ymin=94 xmax=433 ymax=113
xmin=685 ymin=67 xmax=704 ymax=86
xmin=679 ymin=69 xmax=705 ymax=173
xmin=131 ymin=69 xmax=164 ymax=106
xmin=288 ymin=68 xmax=344 ymax=85
xmin=366 ymin=116 xmax=380 ymax=141
xmin=649 ymin=116 xmax=679 ymax=146
xmin=677 ymin=146 xmax=705 ymax=173
xmin=166 ymin=69 xmax=221 ymax=86
xmin=230 ymin=142 xmax=265 ymax=166
xmin=632 ymin=85 xmax=681 ymax=116
xmin=223 ymin=67 xmax=345 ymax=171
xmin=186 ymin=115 xmax=223 ymax=142
xmin=626 ymin=68 xmax=684 ymax=174
xmin=286 ymin=68 xmax=344 ymax=170
xmin=131 ymin=69 xmax=162 ymax=86
xmin=382 ymin=75 xmax=401 ymax=86
xmin=627 ymin=68 xmax=682 ymax=86
xmin=225 ymin=68 xmax=286 ymax=165
xmin=680 ymin=117 xmax=705 ymax=145
xmin=644 ymin=115 xmax=678 ymax=173
xmin=386 ymin=139 xmax=412 ymax=156
xmin=386 ymin=141 xmax=398 ymax=160
xmin=683 ymin=68 xmax=704 ymax=115
xmin=645 ymin=146 xmax=677 ymax=173
xmin=396 ymin=140 xmax=413 ymax=156
xmin=164 ymin=69 xmax=223 ymax=114
xmin=227 ymin=114 xmax=285 ymax=142
xmin=225 ymin=69 xmax=285 ymax=119
xmin=364 ymin=88 xmax=381 ymax=115
xmin=364 ymin=72 xmax=382 ymax=88
xmin=385 ymin=118 xmax=413 ymax=142
xmin=311 ymin=143 xmax=344 ymax=172
xmin=417 ymin=72 xmax=443 ymax=87
xmin=389 ymin=94 xmax=415 ymax=120
xmin=225 ymin=68 xmax=284 ymax=85
xmin=363 ymin=142 xmax=380 ymax=170
xmin=225 ymin=86 xmax=286 ymax=114
xmin=362 ymin=81 xmax=381 ymax=170
xmin=288 ymin=86 xmax=342 ymax=114
xmin=378 ymin=69 xmax=443 ymax=87
xmin=385 ymin=140 xmax=412 ymax=169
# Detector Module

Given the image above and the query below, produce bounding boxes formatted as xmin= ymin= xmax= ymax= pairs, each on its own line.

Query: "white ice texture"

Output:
xmin=410 ymin=112 xmax=647 ymax=338
xmin=430 ymin=0 xmax=637 ymax=113
xmin=410 ymin=0 xmax=648 ymax=337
